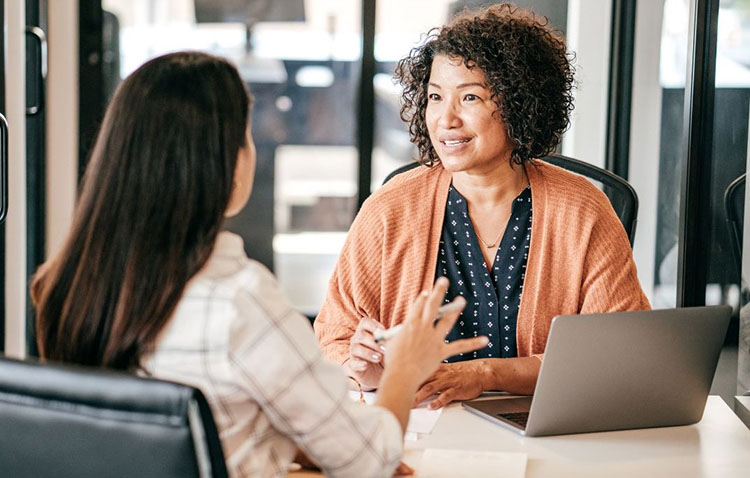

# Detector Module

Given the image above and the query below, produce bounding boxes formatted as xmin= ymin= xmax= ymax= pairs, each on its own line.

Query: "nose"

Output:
xmin=436 ymin=102 xmax=462 ymax=129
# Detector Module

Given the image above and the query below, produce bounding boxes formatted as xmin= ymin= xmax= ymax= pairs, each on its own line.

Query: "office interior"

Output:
xmin=1 ymin=0 xmax=749 ymax=454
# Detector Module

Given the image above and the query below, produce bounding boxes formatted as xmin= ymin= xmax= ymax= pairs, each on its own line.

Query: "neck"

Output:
xmin=451 ymin=160 xmax=527 ymax=209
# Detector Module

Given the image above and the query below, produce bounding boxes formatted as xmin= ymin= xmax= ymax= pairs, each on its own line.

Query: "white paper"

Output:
xmin=348 ymin=390 xmax=377 ymax=404
xmin=348 ymin=390 xmax=443 ymax=437
xmin=406 ymin=405 xmax=442 ymax=435
xmin=417 ymin=449 xmax=527 ymax=478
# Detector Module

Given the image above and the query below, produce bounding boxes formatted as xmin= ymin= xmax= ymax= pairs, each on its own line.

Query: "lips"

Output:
xmin=440 ymin=137 xmax=472 ymax=147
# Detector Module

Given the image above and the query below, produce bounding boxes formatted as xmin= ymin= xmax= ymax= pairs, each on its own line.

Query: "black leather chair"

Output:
xmin=382 ymin=154 xmax=639 ymax=247
xmin=724 ymin=173 xmax=745 ymax=265
xmin=0 ymin=356 xmax=227 ymax=478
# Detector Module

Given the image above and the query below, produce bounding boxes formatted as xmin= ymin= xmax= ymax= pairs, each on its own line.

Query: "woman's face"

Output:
xmin=225 ymin=125 xmax=256 ymax=217
xmin=425 ymin=54 xmax=512 ymax=174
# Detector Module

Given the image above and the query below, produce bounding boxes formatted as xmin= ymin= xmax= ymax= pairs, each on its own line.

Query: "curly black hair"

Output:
xmin=394 ymin=3 xmax=575 ymax=166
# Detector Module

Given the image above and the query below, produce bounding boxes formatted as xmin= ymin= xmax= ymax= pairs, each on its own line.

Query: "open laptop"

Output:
xmin=462 ymin=306 xmax=731 ymax=437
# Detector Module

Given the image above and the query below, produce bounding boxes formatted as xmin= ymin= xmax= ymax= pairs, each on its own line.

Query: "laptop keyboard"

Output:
xmin=497 ymin=412 xmax=529 ymax=428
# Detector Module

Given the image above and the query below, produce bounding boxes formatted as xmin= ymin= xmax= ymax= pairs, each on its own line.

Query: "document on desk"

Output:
xmin=348 ymin=391 xmax=443 ymax=438
xmin=417 ymin=449 xmax=527 ymax=478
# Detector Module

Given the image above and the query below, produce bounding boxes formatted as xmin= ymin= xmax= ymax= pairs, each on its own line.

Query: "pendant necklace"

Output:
xmin=471 ymin=173 xmax=528 ymax=249
xmin=476 ymin=229 xmax=504 ymax=249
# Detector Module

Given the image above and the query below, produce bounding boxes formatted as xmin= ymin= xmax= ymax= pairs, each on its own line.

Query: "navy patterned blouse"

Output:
xmin=436 ymin=184 xmax=532 ymax=362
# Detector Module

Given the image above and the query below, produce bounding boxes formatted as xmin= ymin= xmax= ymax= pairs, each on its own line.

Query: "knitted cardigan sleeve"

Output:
xmin=522 ymin=163 xmax=650 ymax=359
xmin=578 ymin=196 xmax=651 ymax=314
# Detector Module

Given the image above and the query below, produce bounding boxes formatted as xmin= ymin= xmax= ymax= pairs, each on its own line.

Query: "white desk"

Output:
xmin=735 ymin=395 xmax=750 ymax=429
xmin=290 ymin=396 xmax=750 ymax=477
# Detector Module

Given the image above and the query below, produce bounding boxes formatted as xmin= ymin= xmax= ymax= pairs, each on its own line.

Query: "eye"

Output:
xmin=463 ymin=93 xmax=479 ymax=102
xmin=428 ymin=92 xmax=441 ymax=101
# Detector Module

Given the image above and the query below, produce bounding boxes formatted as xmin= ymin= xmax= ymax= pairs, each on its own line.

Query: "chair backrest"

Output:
xmin=382 ymin=154 xmax=639 ymax=246
xmin=543 ymin=154 xmax=638 ymax=246
xmin=724 ymin=173 xmax=745 ymax=265
xmin=0 ymin=356 xmax=227 ymax=478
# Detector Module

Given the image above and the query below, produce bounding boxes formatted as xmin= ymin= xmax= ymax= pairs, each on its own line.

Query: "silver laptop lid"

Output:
xmin=523 ymin=306 xmax=731 ymax=436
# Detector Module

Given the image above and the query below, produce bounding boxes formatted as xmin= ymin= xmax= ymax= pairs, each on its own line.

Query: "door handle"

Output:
xmin=25 ymin=26 xmax=48 ymax=116
xmin=0 ymin=112 xmax=8 ymax=224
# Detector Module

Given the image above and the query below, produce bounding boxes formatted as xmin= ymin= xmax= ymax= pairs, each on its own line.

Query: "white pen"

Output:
xmin=374 ymin=301 xmax=465 ymax=343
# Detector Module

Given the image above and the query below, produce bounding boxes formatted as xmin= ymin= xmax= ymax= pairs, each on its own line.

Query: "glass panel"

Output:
xmin=102 ymin=0 xmax=362 ymax=316
xmin=628 ymin=0 xmax=691 ymax=309
xmin=371 ymin=0 xmax=453 ymax=188
xmin=715 ymin=0 xmax=750 ymax=395
xmin=633 ymin=0 xmax=750 ymax=401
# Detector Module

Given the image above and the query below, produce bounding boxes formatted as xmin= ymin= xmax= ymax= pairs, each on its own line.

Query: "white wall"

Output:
xmin=562 ymin=0 xmax=613 ymax=168
xmin=46 ymin=0 xmax=79 ymax=259
xmin=629 ymin=0 xmax=666 ymax=305
xmin=4 ymin=0 xmax=27 ymax=358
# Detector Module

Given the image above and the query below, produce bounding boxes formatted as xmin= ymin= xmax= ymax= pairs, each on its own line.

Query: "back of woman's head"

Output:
xmin=33 ymin=51 xmax=251 ymax=370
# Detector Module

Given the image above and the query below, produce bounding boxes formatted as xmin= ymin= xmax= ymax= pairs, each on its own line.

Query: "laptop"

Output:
xmin=462 ymin=306 xmax=731 ymax=437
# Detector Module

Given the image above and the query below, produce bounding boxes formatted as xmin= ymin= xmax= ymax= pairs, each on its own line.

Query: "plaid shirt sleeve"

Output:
xmin=228 ymin=263 xmax=403 ymax=478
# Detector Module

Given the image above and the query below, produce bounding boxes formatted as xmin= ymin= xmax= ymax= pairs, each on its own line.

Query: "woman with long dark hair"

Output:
xmin=32 ymin=51 xmax=486 ymax=478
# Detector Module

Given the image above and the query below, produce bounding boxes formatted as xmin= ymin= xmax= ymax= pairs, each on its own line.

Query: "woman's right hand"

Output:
xmin=347 ymin=317 xmax=386 ymax=390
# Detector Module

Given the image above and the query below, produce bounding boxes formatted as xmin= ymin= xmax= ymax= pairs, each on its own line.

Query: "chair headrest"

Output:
xmin=0 ymin=356 xmax=193 ymax=419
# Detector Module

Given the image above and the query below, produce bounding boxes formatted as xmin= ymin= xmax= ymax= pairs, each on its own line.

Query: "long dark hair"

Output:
xmin=32 ymin=51 xmax=251 ymax=370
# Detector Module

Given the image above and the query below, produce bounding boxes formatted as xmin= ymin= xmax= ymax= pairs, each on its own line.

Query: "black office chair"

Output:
xmin=0 ymin=356 xmax=227 ymax=478
xmin=724 ymin=173 xmax=745 ymax=266
xmin=383 ymin=154 xmax=639 ymax=246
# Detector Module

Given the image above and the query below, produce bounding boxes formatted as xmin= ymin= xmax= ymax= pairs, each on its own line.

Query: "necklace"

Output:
xmin=476 ymin=228 xmax=504 ymax=249
xmin=464 ymin=173 xmax=528 ymax=249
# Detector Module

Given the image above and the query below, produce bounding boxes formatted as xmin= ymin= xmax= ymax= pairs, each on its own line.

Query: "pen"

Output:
xmin=374 ymin=301 xmax=465 ymax=343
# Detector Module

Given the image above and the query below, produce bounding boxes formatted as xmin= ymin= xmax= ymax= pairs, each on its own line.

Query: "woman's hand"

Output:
xmin=394 ymin=461 xmax=414 ymax=476
xmin=414 ymin=361 xmax=487 ymax=409
xmin=383 ymin=278 xmax=488 ymax=392
xmin=374 ymin=277 xmax=488 ymax=434
xmin=414 ymin=356 xmax=542 ymax=408
xmin=347 ymin=317 xmax=386 ymax=389
xmin=293 ymin=449 xmax=319 ymax=471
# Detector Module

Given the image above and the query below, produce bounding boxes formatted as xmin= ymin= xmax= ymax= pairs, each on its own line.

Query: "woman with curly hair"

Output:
xmin=315 ymin=3 xmax=649 ymax=408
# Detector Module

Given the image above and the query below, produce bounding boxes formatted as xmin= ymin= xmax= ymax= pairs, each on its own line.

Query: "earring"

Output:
xmin=233 ymin=179 xmax=241 ymax=190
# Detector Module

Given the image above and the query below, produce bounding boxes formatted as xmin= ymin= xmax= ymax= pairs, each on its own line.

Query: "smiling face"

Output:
xmin=425 ymin=54 xmax=513 ymax=175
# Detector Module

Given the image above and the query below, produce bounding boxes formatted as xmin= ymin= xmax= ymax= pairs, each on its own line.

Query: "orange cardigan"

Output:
xmin=315 ymin=160 xmax=650 ymax=364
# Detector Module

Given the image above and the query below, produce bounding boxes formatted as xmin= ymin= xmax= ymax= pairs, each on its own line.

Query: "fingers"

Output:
xmin=435 ymin=296 xmax=466 ymax=335
xmin=443 ymin=336 xmax=489 ymax=360
xmin=350 ymin=343 xmax=384 ymax=364
xmin=351 ymin=333 xmax=385 ymax=357
xmin=356 ymin=316 xmax=385 ymax=335
xmin=427 ymin=388 xmax=456 ymax=409
xmin=414 ymin=380 xmax=439 ymax=405
xmin=405 ymin=289 xmax=429 ymax=323
xmin=394 ymin=461 xmax=414 ymax=476
xmin=421 ymin=277 xmax=450 ymax=323
xmin=414 ymin=365 xmax=445 ymax=404
xmin=348 ymin=357 xmax=370 ymax=373
xmin=350 ymin=317 xmax=386 ymax=364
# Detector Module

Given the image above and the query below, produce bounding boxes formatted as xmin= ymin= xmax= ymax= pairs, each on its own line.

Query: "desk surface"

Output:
xmin=290 ymin=396 xmax=750 ymax=477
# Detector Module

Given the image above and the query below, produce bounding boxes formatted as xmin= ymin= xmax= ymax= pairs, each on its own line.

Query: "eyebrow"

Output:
xmin=428 ymin=81 xmax=487 ymax=89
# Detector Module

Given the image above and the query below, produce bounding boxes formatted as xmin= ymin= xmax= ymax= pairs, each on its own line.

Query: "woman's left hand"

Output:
xmin=414 ymin=361 xmax=486 ymax=409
